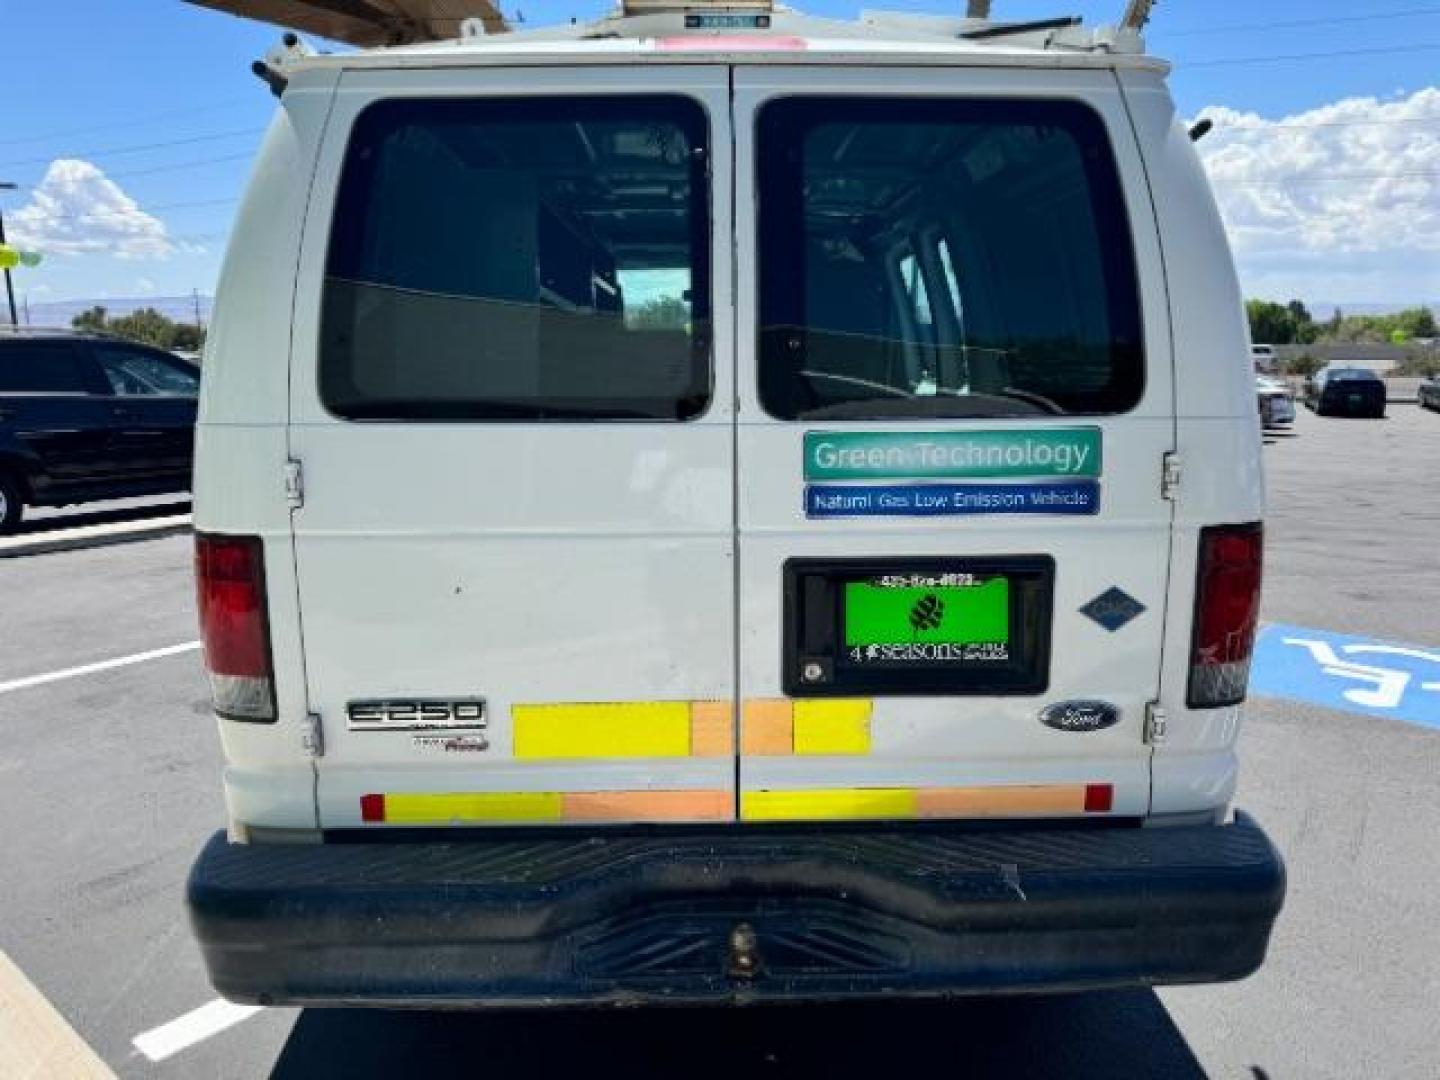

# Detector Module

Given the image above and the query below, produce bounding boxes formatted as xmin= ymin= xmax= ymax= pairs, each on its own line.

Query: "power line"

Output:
xmin=1185 ymin=42 xmax=1440 ymax=68
xmin=0 ymin=98 xmax=253 ymax=148
xmin=0 ymin=128 xmax=264 ymax=171
xmin=1163 ymin=6 xmax=1440 ymax=38
xmin=107 ymin=153 xmax=255 ymax=180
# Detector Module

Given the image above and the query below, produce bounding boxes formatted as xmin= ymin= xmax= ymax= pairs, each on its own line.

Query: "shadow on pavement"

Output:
xmin=14 ymin=498 xmax=191 ymax=536
xmin=271 ymin=991 xmax=1205 ymax=1079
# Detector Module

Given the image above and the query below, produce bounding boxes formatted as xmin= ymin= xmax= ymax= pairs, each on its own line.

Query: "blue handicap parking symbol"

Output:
xmin=1250 ymin=622 xmax=1440 ymax=731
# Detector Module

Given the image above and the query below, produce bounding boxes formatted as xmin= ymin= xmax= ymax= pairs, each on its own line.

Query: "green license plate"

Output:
xmin=844 ymin=577 xmax=1009 ymax=663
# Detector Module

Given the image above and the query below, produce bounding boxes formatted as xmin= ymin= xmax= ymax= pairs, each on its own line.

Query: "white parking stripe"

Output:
xmin=0 ymin=642 xmax=202 ymax=696
xmin=131 ymin=1000 xmax=264 ymax=1063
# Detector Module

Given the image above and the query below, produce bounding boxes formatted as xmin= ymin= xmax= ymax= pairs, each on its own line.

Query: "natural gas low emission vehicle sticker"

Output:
xmin=803 ymin=428 xmax=1102 ymax=519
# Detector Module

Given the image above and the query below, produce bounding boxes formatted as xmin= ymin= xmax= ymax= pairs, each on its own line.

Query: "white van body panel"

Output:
xmin=195 ymin=69 xmax=338 ymax=830
xmin=732 ymin=65 xmax=1172 ymax=819
xmin=1118 ymin=70 xmax=1264 ymax=816
xmin=195 ymin=41 xmax=1260 ymax=834
xmin=284 ymin=66 xmax=737 ymax=827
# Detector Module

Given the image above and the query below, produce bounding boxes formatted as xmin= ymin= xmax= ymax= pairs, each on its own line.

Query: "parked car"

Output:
xmin=0 ymin=328 xmax=199 ymax=532
xmin=1256 ymin=374 xmax=1296 ymax=428
xmin=185 ymin=6 xmax=1283 ymax=1010
xmin=1419 ymin=374 xmax=1440 ymax=412
xmin=1304 ymin=367 xmax=1387 ymax=418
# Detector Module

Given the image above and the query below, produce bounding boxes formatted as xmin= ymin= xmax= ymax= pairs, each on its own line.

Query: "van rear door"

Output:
xmin=288 ymin=68 xmax=737 ymax=828
xmin=732 ymin=67 xmax=1174 ymax=822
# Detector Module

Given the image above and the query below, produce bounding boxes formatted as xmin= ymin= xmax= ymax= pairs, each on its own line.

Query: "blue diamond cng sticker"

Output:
xmin=1079 ymin=588 xmax=1146 ymax=633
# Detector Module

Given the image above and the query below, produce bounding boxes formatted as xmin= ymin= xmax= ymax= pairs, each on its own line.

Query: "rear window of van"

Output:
xmin=756 ymin=98 xmax=1144 ymax=420
xmin=321 ymin=96 xmax=711 ymax=421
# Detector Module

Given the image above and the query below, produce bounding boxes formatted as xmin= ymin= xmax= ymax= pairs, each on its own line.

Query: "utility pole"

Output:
xmin=192 ymin=287 xmax=203 ymax=329
xmin=0 ymin=181 xmax=18 ymax=327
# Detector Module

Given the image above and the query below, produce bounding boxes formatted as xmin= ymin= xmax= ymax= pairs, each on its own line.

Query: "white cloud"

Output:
xmin=7 ymin=159 xmax=172 ymax=260
xmin=135 ymin=276 xmax=156 ymax=293
xmin=1194 ymin=87 xmax=1440 ymax=304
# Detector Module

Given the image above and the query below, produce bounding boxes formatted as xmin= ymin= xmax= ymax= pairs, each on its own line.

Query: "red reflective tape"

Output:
xmin=360 ymin=793 xmax=386 ymax=822
xmin=1083 ymin=783 xmax=1114 ymax=813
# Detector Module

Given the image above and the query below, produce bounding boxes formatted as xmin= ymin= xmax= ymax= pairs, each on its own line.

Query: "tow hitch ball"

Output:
xmin=728 ymin=922 xmax=760 ymax=979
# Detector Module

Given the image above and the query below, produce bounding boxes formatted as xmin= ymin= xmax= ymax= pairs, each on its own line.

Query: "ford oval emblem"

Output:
xmin=1040 ymin=700 xmax=1120 ymax=733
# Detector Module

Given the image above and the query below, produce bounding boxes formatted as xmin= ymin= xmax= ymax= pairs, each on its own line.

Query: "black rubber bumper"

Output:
xmin=188 ymin=813 xmax=1285 ymax=1007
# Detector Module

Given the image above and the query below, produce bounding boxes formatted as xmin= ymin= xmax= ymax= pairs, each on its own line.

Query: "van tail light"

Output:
xmin=1187 ymin=523 xmax=1264 ymax=709
xmin=196 ymin=534 xmax=276 ymax=721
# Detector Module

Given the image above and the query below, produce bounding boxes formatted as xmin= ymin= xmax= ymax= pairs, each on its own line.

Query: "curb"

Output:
xmin=0 ymin=515 xmax=191 ymax=559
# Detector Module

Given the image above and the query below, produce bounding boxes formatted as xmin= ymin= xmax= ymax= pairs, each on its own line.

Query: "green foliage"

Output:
xmin=71 ymin=305 xmax=205 ymax=352
xmin=1393 ymin=352 xmax=1440 ymax=377
xmin=1247 ymin=300 xmax=1437 ymax=348
xmin=1245 ymin=299 xmax=1317 ymax=345
xmin=1281 ymin=354 xmax=1325 ymax=377
xmin=627 ymin=295 xmax=689 ymax=331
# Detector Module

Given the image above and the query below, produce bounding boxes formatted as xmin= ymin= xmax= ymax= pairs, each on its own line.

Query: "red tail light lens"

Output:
xmin=1187 ymin=523 xmax=1264 ymax=708
xmin=196 ymin=533 xmax=275 ymax=721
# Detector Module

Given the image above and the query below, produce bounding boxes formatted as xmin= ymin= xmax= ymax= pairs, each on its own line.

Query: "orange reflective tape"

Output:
xmin=913 ymin=785 xmax=1090 ymax=819
xmin=741 ymin=699 xmax=793 ymax=756
xmin=689 ymin=701 xmax=734 ymax=757
xmin=562 ymin=789 xmax=732 ymax=822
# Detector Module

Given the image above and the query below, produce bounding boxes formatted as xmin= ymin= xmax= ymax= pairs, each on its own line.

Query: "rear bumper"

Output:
xmin=188 ymin=812 xmax=1285 ymax=1007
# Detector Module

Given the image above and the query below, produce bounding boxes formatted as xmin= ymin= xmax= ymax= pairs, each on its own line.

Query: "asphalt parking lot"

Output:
xmin=1 ymin=405 xmax=1437 ymax=1079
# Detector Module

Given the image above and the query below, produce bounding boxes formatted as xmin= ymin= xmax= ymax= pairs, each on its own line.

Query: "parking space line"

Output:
xmin=0 ymin=642 xmax=202 ymax=696
xmin=0 ymin=949 xmax=115 ymax=1079
xmin=131 ymin=999 xmax=264 ymax=1063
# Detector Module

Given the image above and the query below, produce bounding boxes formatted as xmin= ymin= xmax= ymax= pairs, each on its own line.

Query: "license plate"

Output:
xmin=1348 ymin=394 xmax=1362 ymax=405
xmin=784 ymin=557 xmax=1053 ymax=696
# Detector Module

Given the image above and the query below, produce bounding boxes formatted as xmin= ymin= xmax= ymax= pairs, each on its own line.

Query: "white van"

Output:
xmin=188 ymin=4 xmax=1284 ymax=1006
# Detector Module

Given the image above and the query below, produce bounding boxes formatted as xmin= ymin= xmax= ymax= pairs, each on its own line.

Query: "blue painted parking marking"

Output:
xmin=1251 ymin=623 xmax=1440 ymax=731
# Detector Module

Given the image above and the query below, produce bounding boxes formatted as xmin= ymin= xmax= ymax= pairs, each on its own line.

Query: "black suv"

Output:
xmin=0 ymin=329 xmax=199 ymax=533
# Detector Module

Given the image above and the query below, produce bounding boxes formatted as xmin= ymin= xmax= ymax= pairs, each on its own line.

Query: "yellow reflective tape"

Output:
xmin=741 ymin=788 xmax=917 ymax=822
xmin=791 ymin=699 xmax=872 ymax=755
xmin=512 ymin=702 xmax=693 ymax=760
xmin=383 ymin=791 xmax=564 ymax=824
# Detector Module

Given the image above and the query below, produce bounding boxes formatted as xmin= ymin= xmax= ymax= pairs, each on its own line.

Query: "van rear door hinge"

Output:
xmin=1161 ymin=453 xmax=1182 ymax=501
xmin=1145 ymin=701 xmax=1168 ymax=745
xmin=301 ymin=711 xmax=324 ymax=757
xmin=284 ymin=458 xmax=304 ymax=509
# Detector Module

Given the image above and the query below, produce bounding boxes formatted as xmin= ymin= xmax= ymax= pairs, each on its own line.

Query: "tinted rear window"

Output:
xmin=756 ymin=98 xmax=1144 ymax=420
xmin=0 ymin=342 xmax=90 ymax=393
xmin=1327 ymin=368 xmax=1380 ymax=382
xmin=321 ymin=96 xmax=711 ymax=421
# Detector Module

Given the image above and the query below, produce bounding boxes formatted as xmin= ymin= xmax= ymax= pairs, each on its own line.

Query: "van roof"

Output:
xmin=271 ymin=7 xmax=1170 ymax=76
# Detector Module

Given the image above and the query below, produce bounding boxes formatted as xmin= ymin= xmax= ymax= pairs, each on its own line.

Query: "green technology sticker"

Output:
xmin=804 ymin=429 xmax=1102 ymax=481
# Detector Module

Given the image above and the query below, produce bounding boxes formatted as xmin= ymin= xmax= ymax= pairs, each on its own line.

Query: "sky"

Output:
xmin=2 ymin=0 xmax=1439 ymax=316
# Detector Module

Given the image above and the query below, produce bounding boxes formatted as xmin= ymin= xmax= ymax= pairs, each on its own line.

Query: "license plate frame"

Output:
xmin=782 ymin=556 xmax=1054 ymax=697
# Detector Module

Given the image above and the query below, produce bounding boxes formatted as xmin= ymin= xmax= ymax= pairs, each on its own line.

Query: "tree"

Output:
xmin=72 ymin=305 xmax=108 ymax=334
xmin=1246 ymin=300 xmax=1296 ymax=345
xmin=628 ymin=295 xmax=690 ymax=331
xmin=1246 ymin=298 xmax=1319 ymax=346
xmin=1394 ymin=306 xmax=1438 ymax=340
xmin=71 ymin=305 xmax=206 ymax=352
